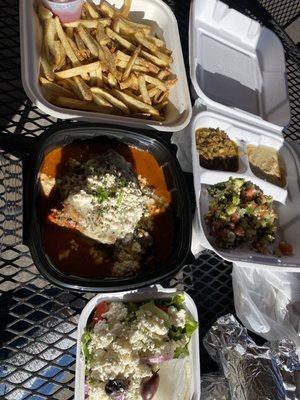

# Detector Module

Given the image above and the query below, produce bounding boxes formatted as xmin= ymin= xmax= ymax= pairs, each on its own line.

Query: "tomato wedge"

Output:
xmin=279 ymin=241 xmax=293 ymax=256
xmin=92 ymin=301 xmax=109 ymax=325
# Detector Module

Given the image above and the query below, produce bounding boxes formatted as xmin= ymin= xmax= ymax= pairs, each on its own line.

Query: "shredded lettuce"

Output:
xmin=82 ymin=330 xmax=92 ymax=371
xmin=174 ymin=346 xmax=189 ymax=359
xmin=185 ymin=315 xmax=198 ymax=338
xmin=140 ymin=301 xmax=170 ymax=324
xmin=158 ymin=292 xmax=185 ymax=309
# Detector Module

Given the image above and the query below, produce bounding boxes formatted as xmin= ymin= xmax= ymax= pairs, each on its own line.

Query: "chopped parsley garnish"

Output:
xmin=96 ymin=187 xmax=109 ymax=203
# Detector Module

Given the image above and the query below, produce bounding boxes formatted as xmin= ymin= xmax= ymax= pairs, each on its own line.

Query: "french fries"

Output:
xmin=55 ymin=61 xmax=101 ymax=79
xmin=77 ymin=25 xmax=99 ymax=57
xmin=73 ymin=76 xmax=93 ymax=101
xmin=84 ymin=1 xmax=100 ymax=19
xmin=38 ymin=0 xmax=177 ymax=121
xmin=56 ymin=96 xmax=108 ymax=112
xmin=40 ymin=77 xmax=74 ymax=98
xmin=120 ymin=0 xmax=132 ymax=18
xmin=122 ymin=45 xmax=141 ymax=81
xmin=40 ymin=44 xmax=54 ymax=82
xmin=91 ymin=87 xmax=130 ymax=114
xmin=38 ymin=3 xmax=53 ymax=20
xmin=112 ymin=89 xmax=159 ymax=116
xmin=138 ymin=75 xmax=151 ymax=105
xmin=64 ymin=18 xmax=111 ymax=29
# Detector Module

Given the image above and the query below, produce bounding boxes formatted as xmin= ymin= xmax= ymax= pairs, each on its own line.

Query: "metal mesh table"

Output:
xmin=0 ymin=0 xmax=299 ymax=398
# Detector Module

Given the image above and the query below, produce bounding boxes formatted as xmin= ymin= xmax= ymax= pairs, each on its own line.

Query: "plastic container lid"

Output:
xmin=20 ymin=0 xmax=192 ymax=132
xmin=189 ymin=0 xmax=290 ymax=136
xmin=74 ymin=285 xmax=201 ymax=399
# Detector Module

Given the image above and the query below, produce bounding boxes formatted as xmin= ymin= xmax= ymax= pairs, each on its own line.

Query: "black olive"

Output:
xmin=141 ymin=373 xmax=160 ymax=400
xmin=105 ymin=379 xmax=126 ymax=395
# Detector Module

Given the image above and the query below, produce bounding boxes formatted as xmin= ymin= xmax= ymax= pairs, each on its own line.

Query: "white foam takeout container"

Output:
xmin=20 ymin=0 xmax=192 ymax=132
xmin=187 ymin=0 xmax=300 ymax=271
xmin=75 ymin=285 xmax=201 ymax=399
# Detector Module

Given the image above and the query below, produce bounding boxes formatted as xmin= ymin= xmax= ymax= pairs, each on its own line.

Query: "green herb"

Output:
xmin=81 ymin=330 xmax=92 ymax=371
xmin=96 ymin=186 xmax=109 ymax=203
xmin=168 ymin=326 xmax=184 ymax=341
xmin=124 ymin=302 xmax=139 ymax=325
xmin=174 ymin=346 xmax=189 ymax=359
xmin=120 ymin=178 xmax=128 ymax=188
xmin=117 ymin=192 xmax=124 ymax=206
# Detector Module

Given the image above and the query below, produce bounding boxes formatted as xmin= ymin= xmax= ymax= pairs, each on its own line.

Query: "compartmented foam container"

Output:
xmin=20 ymin=0 xmax=191 ymax=132
xmin=75 ymin=285 xmax=201 ymax=399
xmin=188 ymin=0 xmax=300 ymax=271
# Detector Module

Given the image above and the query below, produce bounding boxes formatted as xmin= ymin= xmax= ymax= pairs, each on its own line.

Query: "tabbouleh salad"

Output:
xmin=205 ymin=177 xmax=278 ymax=254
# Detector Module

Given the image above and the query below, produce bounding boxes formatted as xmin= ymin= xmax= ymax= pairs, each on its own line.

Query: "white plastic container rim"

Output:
xmin=74 ymin=285 xmax=201 ymax=400
xmin=20 ymin=0 xmax=192 ymax=132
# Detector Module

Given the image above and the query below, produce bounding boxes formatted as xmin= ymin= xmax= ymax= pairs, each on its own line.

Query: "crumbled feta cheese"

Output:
xmin=169 ymin=306 xmax=187 ymax=328
xmin=90 ymin=320 xmax=114 ymax=350
xmin=102 ymin=302 xmax=128 ymax=324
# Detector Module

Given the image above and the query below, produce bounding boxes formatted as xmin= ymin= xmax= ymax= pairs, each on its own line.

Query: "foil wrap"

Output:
xmin=203 ymin=314 xmax=255 ymax=366
xmin=203 ymin=314 xmax=300 ymax=400
xmin=201 ymin=373 xmax=230 ymax=400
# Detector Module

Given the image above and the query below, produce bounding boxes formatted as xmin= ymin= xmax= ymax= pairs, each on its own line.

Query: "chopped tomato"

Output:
xmin=279 ymin=241 xmax=293 ymax=256
xmin=212 ymin=221 xmax=222 ymax=233
xmin=158 ymin=306 xmax=169 ymax=313
xmin=92 ymin=301 xmax=109 ymax=325
xmin=234 ymin=226 xmax=244 ymax=237
xmin=243 ymin=187 xmax=256 ymax=201
xmin=230 ymin=214 xmax=240 ymax=224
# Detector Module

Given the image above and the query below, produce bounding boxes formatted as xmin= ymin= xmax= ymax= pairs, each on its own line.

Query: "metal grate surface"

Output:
xmin=258 ymin=0 xmax=300 ymax=28
xmin=0 ymin=0 xmax=299 ymax=399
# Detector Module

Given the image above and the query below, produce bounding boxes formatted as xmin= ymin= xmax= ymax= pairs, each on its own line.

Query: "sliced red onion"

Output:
xmin=141 ymin=354 xmax=172 ymax=364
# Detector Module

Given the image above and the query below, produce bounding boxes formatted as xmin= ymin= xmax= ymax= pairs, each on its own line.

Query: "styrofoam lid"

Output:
xmin=189 ymin=0 xmax=291 ymax=134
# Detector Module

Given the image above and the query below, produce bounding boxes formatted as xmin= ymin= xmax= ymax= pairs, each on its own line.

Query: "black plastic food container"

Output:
xmin=1 ymin=124 xmax=191 ymax=292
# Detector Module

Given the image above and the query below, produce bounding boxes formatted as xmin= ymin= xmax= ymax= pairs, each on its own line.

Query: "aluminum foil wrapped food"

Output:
xmin=203 ymin=314 xmax=300 ymax=400
xmin=201 ymin=373 xmax=230 ymax=400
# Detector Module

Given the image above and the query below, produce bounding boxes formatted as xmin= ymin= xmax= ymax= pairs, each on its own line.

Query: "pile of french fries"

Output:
xmin=37 ymin=0 xmax=177 ymax=121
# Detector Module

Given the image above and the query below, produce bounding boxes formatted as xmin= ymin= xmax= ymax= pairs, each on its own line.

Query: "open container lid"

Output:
xmin=189 ymin=0 xmax=290 ymax=136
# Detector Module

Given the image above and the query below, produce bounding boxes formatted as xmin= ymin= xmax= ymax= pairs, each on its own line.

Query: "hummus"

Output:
xmin=247 ymin=145 xmax=285 ymax=187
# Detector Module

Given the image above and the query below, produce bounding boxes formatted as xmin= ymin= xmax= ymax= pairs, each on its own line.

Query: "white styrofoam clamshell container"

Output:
xmin=185 ymin=0 xmax=298 ymax=270
xmin=74 ymin=285 xmax=201 ymax=400
xmin=20 ymin=0 xmax=192 ymax=132
xmin=191 ymin=110 xmax=300 ymax=271
xmin=189 ymin=0 xmax=290 ymax=134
